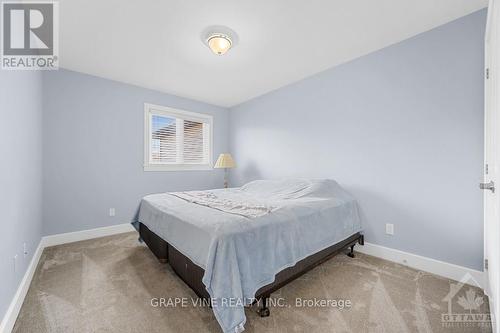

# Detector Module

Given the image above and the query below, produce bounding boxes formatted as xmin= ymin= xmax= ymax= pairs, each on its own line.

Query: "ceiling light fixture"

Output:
xmin=201 ymin=26 xmax=239 ymax=56
xmin=207 ymin=33 xmax=232 ymax=55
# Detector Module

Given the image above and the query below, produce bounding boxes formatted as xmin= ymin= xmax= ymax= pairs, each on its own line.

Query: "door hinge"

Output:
xmin=486 ymin=68 xmax=490 ymax=79
xmin=485 ymin=258 xmax=489 ymax=270
xmin=486 ymin=164 xmax=489 ymax=175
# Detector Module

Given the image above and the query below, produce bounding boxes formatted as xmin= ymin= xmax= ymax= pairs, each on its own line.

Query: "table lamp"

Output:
xmin=214 ymin=153 xmax=235 ymax=188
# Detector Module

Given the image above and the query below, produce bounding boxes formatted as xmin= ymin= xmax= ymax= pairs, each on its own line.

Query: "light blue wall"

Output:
xmin=229 ymin=10 xmax=486 ymax=270
xmin=42 ymin=70 xmax=229 ymax=235
xmin=0 ymin=71 xmax=43 ymax=319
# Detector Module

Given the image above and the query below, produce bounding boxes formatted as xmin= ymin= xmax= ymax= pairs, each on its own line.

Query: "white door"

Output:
xmin=484 ymin=0 xmax=500 ymax=331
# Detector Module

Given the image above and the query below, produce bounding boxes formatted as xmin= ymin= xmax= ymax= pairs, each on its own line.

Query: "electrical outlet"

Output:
xmin=385 ymin=223 xmax=394 ymax=235
xmin=13 ymin=255 xmax=18 ymax=273
xmin=109 ymin=208 xmax=116 ymax=217
xmin=23 ymin=242 xmax=28 ymax=257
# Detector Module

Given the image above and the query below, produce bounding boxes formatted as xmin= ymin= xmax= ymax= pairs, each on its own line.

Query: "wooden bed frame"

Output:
xmin=138 ymin=222 xmax=364 ymax=317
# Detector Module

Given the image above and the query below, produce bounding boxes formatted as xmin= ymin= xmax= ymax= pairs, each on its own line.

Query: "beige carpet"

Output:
xmin=13 ymin=232 xmax=491 ymax=333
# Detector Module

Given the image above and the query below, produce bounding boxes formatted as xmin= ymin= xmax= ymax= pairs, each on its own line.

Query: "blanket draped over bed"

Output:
xmin=170 ymin=190 xmax=275 ymax=218
xmin=135 ymin=179 xmax=362 ymax=333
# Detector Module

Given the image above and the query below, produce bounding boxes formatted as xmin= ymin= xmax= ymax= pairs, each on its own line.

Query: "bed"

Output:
xmin=134 ymin=179 xmax=363 ymax=333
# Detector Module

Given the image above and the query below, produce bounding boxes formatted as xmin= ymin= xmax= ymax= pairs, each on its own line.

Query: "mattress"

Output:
xmin=136 ymin=179 xmax=362 ymax=333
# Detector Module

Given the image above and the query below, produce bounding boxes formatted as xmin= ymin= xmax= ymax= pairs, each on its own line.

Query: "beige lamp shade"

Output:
xmin=214 ymin=153 xmax=235 ymax=169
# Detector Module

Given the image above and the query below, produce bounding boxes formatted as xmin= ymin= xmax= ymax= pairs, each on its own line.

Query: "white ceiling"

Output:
xmin=59 ymin=0 xmax=488 ymax=107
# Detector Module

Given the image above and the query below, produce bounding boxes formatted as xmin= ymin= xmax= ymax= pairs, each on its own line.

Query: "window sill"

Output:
xmin=144 ymin=164 xmax=213 ymax=172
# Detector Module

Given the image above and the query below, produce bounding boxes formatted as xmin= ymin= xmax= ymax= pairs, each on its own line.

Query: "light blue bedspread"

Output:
xmin=135 ymin=179 xmax=362 ymax=333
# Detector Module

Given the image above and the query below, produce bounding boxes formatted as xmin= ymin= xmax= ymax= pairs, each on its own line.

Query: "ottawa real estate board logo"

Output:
xmin=1 ymin=1 xmax=58 ymax=70
xmin=441 ymin=273 xmax=491 ymax=329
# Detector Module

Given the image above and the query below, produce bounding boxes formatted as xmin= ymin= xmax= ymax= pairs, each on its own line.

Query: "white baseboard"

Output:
xmin=41 ymin=223 xmax=135 ymax=248
xmin=357 ymin=242 xmax=484 ymax=289
xmin=0 ymin=240 xmax=44 ymax=333
xmin=0 ymin=223 xmax=135 ymax=333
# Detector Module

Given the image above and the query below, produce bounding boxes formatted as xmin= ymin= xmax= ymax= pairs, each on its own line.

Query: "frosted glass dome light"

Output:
xmin=201 ymin=26 xmax=239 ymax=56
xmin=207 ymin=34 xmax=232 ymax=55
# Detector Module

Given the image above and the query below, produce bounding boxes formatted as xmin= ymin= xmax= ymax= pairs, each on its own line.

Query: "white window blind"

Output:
xmin=144 ymin=104 xmax=213 ymax=171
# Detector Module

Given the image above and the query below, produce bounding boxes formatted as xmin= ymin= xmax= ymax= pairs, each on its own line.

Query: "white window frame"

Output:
xmin=144 ymin=103 xmax=213 ymax=171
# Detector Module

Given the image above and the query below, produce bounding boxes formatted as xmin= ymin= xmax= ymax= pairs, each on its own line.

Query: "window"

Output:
xmin=144 ymin=103 xmax=213 ymax=171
